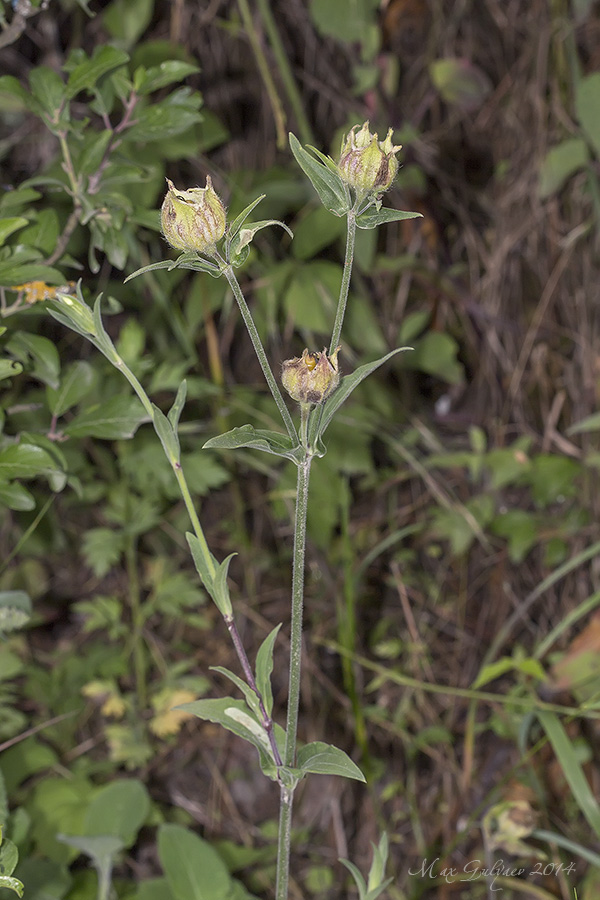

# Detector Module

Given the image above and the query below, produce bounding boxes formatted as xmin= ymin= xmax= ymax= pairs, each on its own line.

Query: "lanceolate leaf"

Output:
xmin=356 ymin=207 xmax=422 ymax=229
xmin=289 ymin=133 xmax=350 ymax=216
xmin=312 ymin=347 xmax=412 ymax=444
xmin=255 ymin=624 xmax=281 ymax=717
xmin=125 ymin=254 xmax=220 ymax=282
xmin=203 ymin=424 xmax=299 ymax=461
xmin=297 ymin=741 xmax=366 ymax=782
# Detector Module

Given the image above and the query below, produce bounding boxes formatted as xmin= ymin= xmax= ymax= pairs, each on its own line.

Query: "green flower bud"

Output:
xmin=281 ymin=347 xmax=340 ymax=406
xmin=161 ymin=176 xmax=226 ymax=254
xmin=338 ymin=122 xmax=401 ymax=194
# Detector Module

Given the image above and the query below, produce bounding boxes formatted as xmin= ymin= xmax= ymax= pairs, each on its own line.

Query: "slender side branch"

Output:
xmin=225 ymin=614 xmax=283 ymax=768
xmin=329 ymin=211 xmax=356 ymax=356
xmin=223 ymin=265 xmax=298 ymax=444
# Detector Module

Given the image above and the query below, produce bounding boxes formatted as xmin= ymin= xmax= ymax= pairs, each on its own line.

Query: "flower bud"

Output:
xmin=161 ymin=176 xmax=226 ymax=253
xmin=338 ymin=122 xmax=401 ymax=194
xmin=281 ymin=347 xmax=340 ymax=406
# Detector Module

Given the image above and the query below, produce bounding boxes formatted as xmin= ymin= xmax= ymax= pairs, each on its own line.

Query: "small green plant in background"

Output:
xmin=49 ymin=121 xmax=420 ymax=898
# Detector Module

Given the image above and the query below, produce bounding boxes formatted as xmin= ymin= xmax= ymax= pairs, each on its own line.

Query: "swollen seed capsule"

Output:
xmin=161 ymin=176 xmax=226 ymax=254
xmin=281 ymin=347 xmax=340 ymax=406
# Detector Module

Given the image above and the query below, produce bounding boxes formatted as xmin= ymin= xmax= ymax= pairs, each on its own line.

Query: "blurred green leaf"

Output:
xmin=0 ymin=217 xmax=28 ymax=243
xmin=66 ymin=46 xmax=130 ymax=99
xmin=576 ymin=72 xmax=600 ymax=157
xmin=84 ymin=779 xmax=150 ymax=847
xmin=63 ymin=396 xmax=148 ymax=440
xmin=47 ymin=361 xmax=96 ymax=418
xmin=158 ymin=824 xmax=232 ymax=900
xmin=538 ymin=138 xmax=589 ymax=198
xmin=134 ymin=61 xmax=200 ymax=94
xmin=103 ymin=0 xmax=154 ymax=45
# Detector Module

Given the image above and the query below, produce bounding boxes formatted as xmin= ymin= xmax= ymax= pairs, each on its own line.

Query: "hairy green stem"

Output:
xmin=275 ymin=786 xmax=294 ymax=900
xmin=276 ymin=455 xmax=311 ymax=899
xmin=223 ymin=266 xmax=298 ymax=444
xmin=329 ymin=211 xmax=356 ymax=356
xmin=284 ymin=456 xmax=311 ymax=766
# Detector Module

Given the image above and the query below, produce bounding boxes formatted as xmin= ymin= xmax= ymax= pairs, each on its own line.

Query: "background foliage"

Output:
xmin=1 ymin=0 xmax=600 ymax=898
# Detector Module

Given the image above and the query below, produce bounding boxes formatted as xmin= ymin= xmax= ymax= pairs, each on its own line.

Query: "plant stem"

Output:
xmin=223 ymin=265 xmax=298 ymax=445
xmin=275 ymin=786 xmax=294 ymax=900
xmin=284 ymin=456 xmax=311 ymax=766
xmin=276 ymin=454 xmax=311 ymax=898
xmin=329 ymin=210 xmax=356 ymax=356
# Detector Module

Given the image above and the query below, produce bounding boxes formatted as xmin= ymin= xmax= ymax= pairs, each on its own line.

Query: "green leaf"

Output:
xmin=313 ymin=347 xmax=411 ymax=443
xmin=289 ymin=133 xmax=350 ymax=216
xmin=491 ymin=510 xmax=538 ymax=563
xmin=430 ymin=58 xmax=492 ymax=109
xmin=178 ymin=697 xmax=273 ymax=760
xmin=135 ymin=61 xmax=200 ymax=94
xmin=0 ymin=217 xmax=28 ymax=243
xmin=63 ymin=396 xmax=148 ymax=440
xmin=134 ymin=878 xmax=175 ymax=900
xmin=211 ymin=553 xmax=236 ymax=618
xmin=409 ymin=331 xmax=463 ymax=384
xmin=29 ymin=66 xmax=66 ymax=115
xmin=6 ymin=332 xmax=60 ymax=389
xmin=103 ymin=0 xmax=154 ymax=45
xmin=84 ymin=779 xmax=150 ymax=847
xmin=569 ymin=411 xmax=600 ymax=434
xmin=185 ymin=532 xmax=218 ymax=597
xmin=538 ymin=138 xmax=589 ymax=198
xmin=127 ymin=103 xmax=203 ymax=142
xmin=227 ymin=195 xmax=266 ymax=242
xmin=46 ymin=360 xmax=96 ymax=417
xmin=537 ymin=710 xmax=600 ymax=839
xmin=58 ymin=833 xmax=124 ymax=860
xmin=167 ymin=380 xmax=187 ymax=431
xmin=292 ymin=206 xmax=346 ymax=259
xmin=0 ymin=481 xmax=35 ymax=511
xmin=356 ymin=207 xmax=422 ymax=229
xmin=0 ymin=76 xmax=32 ymax=113
xmin=0 ymin=443 xmax=64 ymax=482
xmin=0 ymin=260 xmax=65 ymax=286
xmin=576 ymin=72 xmax=600 ymax=157
xmin=66 ymin=46 xmax=130 ymax=99
xmin=297 ymin=741 xmax=366 ymax=781
xmin=229 ymin=219 xmax=293 ymax=260
xmin=211 ymin=666 xmax=261 ymax=718
xmin=125 ymin=254 xmax=220 ymax=282
xmin=49 ymin=286 xmax=96 ymax=337
xmin=152 ymin=404 xmax=180 ymax=464
xmin=0 ymin=875 xmax=23 ymax=897
xmin=158 ymin=823 xmax=232 ymax=900
xmin=0 ymin=591 xmax=31 ymax=633
xmin=0 ymin=360 xmax=22 ymax=383
xmin=0 ymin=830 xmax=17 ymax=877
xmin=309 ymin=0 xmax=375 ymax=43
xmin=204 ymin=424 xmax=299 ymax=461
xmin=82 ymin=527 xmax=125 ymax=578
xmin=255 ymin=624 xmax=281 ymax=717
